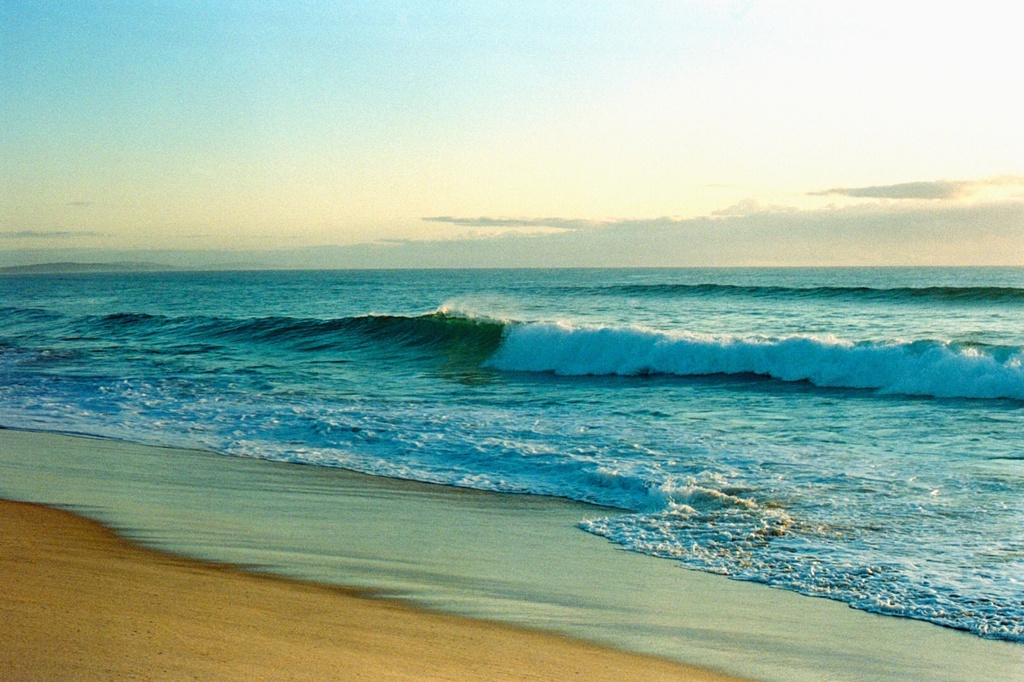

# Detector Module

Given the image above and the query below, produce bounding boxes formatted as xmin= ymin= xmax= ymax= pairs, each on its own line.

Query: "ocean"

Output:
xmin=1 ymin=267 xmax=1022 ymax=643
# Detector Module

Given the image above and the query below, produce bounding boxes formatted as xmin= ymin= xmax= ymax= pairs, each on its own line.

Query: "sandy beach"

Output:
xmin=2 ymin=429 xmax=1022 ymax=681
xmin=0 ymin=498 xmax=733 ymax=681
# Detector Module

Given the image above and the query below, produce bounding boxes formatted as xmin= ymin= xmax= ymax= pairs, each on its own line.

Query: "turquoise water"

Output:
xmin=1 ymin=267 xmax=1023 ymax=641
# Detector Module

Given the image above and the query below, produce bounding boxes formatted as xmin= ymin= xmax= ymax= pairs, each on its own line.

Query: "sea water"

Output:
xmin=1 ymin=267 xmax=1022 ymax=642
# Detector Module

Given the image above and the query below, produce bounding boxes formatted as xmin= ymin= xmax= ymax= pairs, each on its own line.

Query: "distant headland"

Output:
xmin=0 ymin=262 xmax=186 ymax=275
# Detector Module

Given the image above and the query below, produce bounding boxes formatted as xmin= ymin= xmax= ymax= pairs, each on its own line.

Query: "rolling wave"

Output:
xmin=65 ymin=309 xmax=506 ymax=358
xmin=587 ymin=283 xmax=1024 ymax=304
xmin=11 ymin=305 xmax=1024 ymax=400
xmin=486 ymin=322 xmax=1024 ymax=400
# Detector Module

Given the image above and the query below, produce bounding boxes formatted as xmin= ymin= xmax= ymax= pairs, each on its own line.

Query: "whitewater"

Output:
xmin=488 ymin=322 xmax=1024 ymax=399
xmin=0 ymin=267 xmax=1022 ymax=643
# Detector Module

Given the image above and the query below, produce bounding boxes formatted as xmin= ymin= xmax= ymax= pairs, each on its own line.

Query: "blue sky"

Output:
xmin=2 ymin=1 xmax=1022 ymax=266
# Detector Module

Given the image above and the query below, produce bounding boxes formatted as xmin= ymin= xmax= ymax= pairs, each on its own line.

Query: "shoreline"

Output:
xmin=0 ymin=498 xmax=729 ymax=681
xmin=1 ymin=427 xmax=1021 ymax=681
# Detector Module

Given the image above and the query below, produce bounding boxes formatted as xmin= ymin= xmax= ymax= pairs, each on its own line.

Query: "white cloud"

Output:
xmin=810 ymin=176 xmax=1024 ymax=201
xmin=710 ymin=199 xmax=799 ymax=217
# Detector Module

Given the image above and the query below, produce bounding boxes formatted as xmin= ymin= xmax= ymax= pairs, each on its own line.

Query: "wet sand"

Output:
xmin=0 ymin=499 xmax=732 ymax=681
xmin=1 ymin=428 xmax=1021 ymax=681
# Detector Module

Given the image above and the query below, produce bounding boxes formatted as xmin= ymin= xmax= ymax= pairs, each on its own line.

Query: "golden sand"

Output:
xmin=0 ymin=499 xmax=738 ymax=681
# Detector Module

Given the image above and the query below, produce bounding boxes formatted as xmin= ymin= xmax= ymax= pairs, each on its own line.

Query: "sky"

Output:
xmin=2 ymin=1 xmax=1023 ymax=267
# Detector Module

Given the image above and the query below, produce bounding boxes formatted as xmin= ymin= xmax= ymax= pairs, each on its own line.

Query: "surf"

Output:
xmin=486 ymin=321 xmax=1024 ymax=400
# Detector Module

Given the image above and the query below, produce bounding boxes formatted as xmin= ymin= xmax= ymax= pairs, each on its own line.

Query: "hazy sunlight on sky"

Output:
xmin=2 ymin=1 xmax=1022 ymax=266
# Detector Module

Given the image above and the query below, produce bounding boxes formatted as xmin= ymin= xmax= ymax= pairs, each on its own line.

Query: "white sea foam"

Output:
xmin=486 ymin=322 xmax=1024 ymax=400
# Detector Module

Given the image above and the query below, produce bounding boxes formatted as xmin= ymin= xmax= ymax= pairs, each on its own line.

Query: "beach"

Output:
xmin=2 ymin=428 xmax=1021 ymax=681
xmin=7 ymin=0 xmax=1024 ymax=676
xmin=0 ymin=498 xmax=727 ymax=681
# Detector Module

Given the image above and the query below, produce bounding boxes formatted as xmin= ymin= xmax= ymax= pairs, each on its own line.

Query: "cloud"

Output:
xmin=0 ymin=230 xmax=105 ymax=240
xmin=810 ymin=176 xmax=1024 ymax=200
xmin=9 ymin=192 xmax=1019 ymax=269
xmin=424 ymin=214 xmax=724 ymax=231
xmin=423 ymin=216 xmax=600 ymax=230
xmin=810 ymin=180 xmax=973 ymax=200
xmin=308 ymin=198 xmax=1024 ymax=268
xmin=427 ymin=203 xmax=797 ymax=231
xmin=710 ymin=199 xmax=799 ymax=217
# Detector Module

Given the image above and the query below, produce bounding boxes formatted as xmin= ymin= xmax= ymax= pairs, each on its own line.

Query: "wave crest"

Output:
xmin=78 ymin=309 xmax=505 ymax=356
xmin=486 ymin=322 xmax=1024 ymax=400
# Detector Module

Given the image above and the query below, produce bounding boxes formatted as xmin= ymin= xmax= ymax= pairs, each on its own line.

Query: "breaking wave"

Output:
xmin=8 ymin=303 xmax=1024 ymax=400
xmin=486 ymin=322 xmax=1024 ymax=400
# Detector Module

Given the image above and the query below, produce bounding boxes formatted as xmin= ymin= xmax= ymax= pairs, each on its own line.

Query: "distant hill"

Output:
xmin=0 ymin=262 xmax=186 ymax=275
